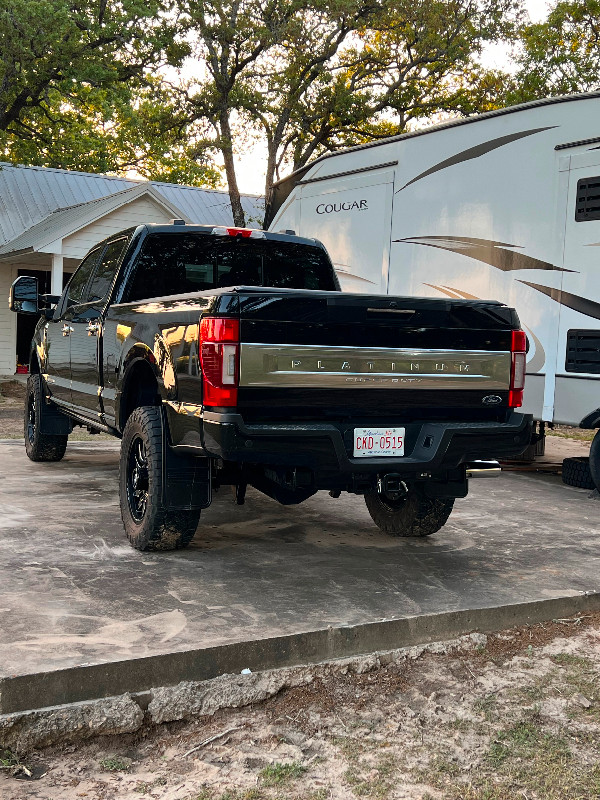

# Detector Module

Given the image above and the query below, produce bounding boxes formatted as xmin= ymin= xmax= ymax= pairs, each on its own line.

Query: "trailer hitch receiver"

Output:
xmin=378 ymin=473 xmax=408 ymax=497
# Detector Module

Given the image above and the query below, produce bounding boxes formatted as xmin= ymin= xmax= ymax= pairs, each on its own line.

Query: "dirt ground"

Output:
xmin=3 ymin=614 xmax=600 ymax=800
xmin=0 ymin=380 xmax=111 ymax=441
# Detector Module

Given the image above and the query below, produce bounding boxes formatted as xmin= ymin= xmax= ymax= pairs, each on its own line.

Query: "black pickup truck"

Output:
xmin=9 ymin=223 xmax=532 ymax=550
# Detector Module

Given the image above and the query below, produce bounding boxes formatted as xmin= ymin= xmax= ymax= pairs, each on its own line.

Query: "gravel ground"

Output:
xmin=3 ymin=614 xmax=600 ymax=800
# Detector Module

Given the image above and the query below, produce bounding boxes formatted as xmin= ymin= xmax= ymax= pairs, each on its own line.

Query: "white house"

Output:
xmin=0 ymin=162 xmax=263 ymax=374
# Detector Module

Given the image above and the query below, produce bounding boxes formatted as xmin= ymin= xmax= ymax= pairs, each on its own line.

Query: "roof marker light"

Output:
xmin=211 ymin=227 xmax=266 ymax=239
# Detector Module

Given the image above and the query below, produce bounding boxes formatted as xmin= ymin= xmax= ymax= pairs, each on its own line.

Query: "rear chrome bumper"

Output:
xmin=196 ymin=410 xmax=532 ymax=477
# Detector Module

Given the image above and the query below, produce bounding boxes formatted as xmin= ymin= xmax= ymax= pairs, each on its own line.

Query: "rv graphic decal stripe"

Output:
xmin=518 ymin=282 xmax=600 ymax=321
xmin=422 ymin=283 xmax=480 ymax=300
xmin=397 ymin=127 xmax=558 ymax=192
xmin=396 ymin=236 xmax=574 ymax=273
xmin=424 ymin=283 xmax=546 ymax=373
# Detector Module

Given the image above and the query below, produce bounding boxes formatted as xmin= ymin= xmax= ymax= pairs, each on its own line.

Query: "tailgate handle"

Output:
xmin=367 ymin=307 xmax=415 ymax=314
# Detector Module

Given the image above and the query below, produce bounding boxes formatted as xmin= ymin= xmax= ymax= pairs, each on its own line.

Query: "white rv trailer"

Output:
xmin=267 ymin=92 xmax=600 ymax=433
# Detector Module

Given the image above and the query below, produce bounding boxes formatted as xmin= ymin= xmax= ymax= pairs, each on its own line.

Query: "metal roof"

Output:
xmin=0 ymin=162 xmax=264 ymax=248
xmin=0 ymin=184 xmax=191 ymax=258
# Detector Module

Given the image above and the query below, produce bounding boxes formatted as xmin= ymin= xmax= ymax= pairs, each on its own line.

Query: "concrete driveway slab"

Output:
xmin=0 ymin=438 xmax=598 ymax=711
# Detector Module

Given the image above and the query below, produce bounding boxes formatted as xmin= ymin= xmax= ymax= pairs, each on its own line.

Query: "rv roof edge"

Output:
xmin=271 ymin=90 xmax=600 ymax=192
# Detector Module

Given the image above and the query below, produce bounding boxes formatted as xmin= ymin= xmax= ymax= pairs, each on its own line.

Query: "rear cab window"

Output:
xmin=123 ymin=233 xmax=337 ymax=302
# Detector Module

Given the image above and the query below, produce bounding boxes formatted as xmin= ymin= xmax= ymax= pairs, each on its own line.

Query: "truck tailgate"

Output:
xmin=234 ymin=289 xmax=517 ymax=421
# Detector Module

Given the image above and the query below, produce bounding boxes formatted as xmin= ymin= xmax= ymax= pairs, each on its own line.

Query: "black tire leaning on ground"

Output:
xmin=24 ymin=374 xmax=68 ymax=462
xmin=119 ymin=406 xmax=201 ymax=551
xmin=364 ymin=488 xmax=454 ymax=537
xmin=561 ymin=456 xmax=596 ymax=490
xmin=588 ymin=430 xmax=600 ymax=492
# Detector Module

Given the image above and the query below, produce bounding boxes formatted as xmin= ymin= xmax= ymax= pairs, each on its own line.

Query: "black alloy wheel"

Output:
xmin=26 ymin=391 xmax=36 ymax=445
xmin=24 ymin=374 xmax=68 ymax=462
xmin=119 ymin=405 xmax=201 ymax=551
xmin=126 ymin=435 xmax=150 ymax=522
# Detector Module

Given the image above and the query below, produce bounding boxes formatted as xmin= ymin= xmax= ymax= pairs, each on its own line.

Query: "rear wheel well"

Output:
xmin=120 ymin=361 xmax=160 ymax=432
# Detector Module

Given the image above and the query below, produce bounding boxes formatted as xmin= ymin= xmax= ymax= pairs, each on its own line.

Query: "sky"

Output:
xmin=233 ymin=0 xmax=553 ymax=197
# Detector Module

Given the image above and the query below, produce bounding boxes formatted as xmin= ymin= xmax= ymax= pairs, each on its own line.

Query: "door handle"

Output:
xmin=87 ymin=321 xmax=101 ymax=337
xmin=62 ymin=324 xmax=74 ymax=337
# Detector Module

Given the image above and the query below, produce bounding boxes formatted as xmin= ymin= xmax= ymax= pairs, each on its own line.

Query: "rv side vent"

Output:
xmin=575 ymin=176 xmax=600 ymax=221
xmin=566 ymin=329 xmax=600 ymax=374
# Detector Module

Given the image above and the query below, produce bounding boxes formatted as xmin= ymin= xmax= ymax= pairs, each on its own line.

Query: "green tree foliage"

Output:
xmin=267 ymin=0 xmax=521 ymax=179
xmin=0 ymin=0 xmax=172 ymax=132
xmin=0 ymin=0 xmax=220 ymax=185
xmin=0 ymin=82 xmax=221 ymax=186
xmin=179 ymin=0 xmax=521 ymax=225
xmin=509 ymin=0 xmax=600 ymax=101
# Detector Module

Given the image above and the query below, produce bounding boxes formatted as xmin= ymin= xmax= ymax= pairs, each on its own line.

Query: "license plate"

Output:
xmin=353 ymin=427 xmax=405 ymax=457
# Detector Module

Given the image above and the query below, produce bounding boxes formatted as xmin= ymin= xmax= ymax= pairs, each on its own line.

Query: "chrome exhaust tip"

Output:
xmin=465 ymin=460 xmax=501 ymax=478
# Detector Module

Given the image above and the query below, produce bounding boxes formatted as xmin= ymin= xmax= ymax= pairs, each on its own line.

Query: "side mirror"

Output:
xmin=9 ymin=275 xmax=39 ymax=315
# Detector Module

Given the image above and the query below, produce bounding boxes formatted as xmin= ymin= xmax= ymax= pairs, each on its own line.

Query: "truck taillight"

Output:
xmin=199 ymin=317 xmax=239 ymax=407
xmin=509 ymin=329 xmax=527 ymax=408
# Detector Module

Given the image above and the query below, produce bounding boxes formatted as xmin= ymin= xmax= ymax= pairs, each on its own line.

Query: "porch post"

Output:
xmin=51 ymin=253 xmax=64 ymax=296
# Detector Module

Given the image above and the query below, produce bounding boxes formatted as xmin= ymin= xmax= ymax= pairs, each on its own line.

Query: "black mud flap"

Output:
xmin=39 ymin=396 xmax=73 ymax=436
xmin=161 ymin=412 xmax=212 ymax=511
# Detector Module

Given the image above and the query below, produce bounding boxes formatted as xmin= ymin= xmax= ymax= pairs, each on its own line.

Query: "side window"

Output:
xmin=576 ymin=176 xmax=600 ymax=221
xmin=86 ymin=238 xmax=127 ymax=303
xmin=65 ymin=248 xmax=103 ymax=308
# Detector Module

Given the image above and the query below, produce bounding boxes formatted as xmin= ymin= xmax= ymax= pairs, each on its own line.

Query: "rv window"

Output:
xmin=566 ymin=329 xmax=600 ymax=374
xmin=575 ymin=177 xmax=600 ymax=221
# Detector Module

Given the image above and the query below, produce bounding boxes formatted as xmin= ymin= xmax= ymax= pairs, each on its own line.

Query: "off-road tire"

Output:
xmin=119 ymin=406 xmax=200 ymax=551
xmin=589 ymin=430 xmax=600 ymax=493
xmin=364 ymin=489 xmax=454 ymax=537
xmin=24 ymin=374 xmax=68 ymax=462
xmin=561 ymin=456 xmax=595 ymax=490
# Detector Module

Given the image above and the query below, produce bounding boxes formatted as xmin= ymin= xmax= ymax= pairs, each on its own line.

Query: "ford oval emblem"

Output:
xmin=482 ymin=394 xmax=502 ymax=406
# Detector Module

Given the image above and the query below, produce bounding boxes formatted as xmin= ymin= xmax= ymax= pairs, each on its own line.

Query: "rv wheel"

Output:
xmin=561 ymin=456 xmax=595 ymax=490
xmin=364 ymin=488 xmax=454 ymax=537
xmin=589 ymin=430 xmax=600 ymax=492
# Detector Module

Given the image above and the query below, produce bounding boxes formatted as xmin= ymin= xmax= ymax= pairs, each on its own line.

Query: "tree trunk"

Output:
xmin=263 ymin=138 xmax=278 ymax=228
xmin=219 ymin=112 xmax=245 ymax=227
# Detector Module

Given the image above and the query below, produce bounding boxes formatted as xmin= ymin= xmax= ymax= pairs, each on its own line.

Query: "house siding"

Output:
xmin=0 ymin=263 xmax=17 ymax=374
xmin=61 ymin=196 xmax=179 ymax=259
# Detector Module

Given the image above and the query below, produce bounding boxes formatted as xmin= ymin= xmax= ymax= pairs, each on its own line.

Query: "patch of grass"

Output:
xmin=0 ymin=749 xmax=19 ymax=769
xmin=136 ymin=777 xmax=168 ymax=794
xmin=343 ymin=753 xmax=398 ymax=799
xmin=259 ymin=761 xmax=307 ymax=787
xmin=551 ymin=653 xmax=591 ymax=667
xmin=99 ymin=756 xmax=132 ymax=772
xmin=333 ymin=735 xmax=363 ymax=761
xmin=192 ymin=790 xmax=265 ymax=800
xmin=548 ymin=426 xmax=595 ymax=442
xmin=445 ymin=718 xmax=472 ymax=733
xmin=473 ymin=694 xmax=497 ymax=722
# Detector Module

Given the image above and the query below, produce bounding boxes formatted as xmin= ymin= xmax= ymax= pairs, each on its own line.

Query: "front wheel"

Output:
xmin=364 ymin=487 xmax=454 ymax=537
xmin=24 ymin=374 xmax=68 ymax=462
xmin=119 ymin=406 xmax=200 ymax=551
